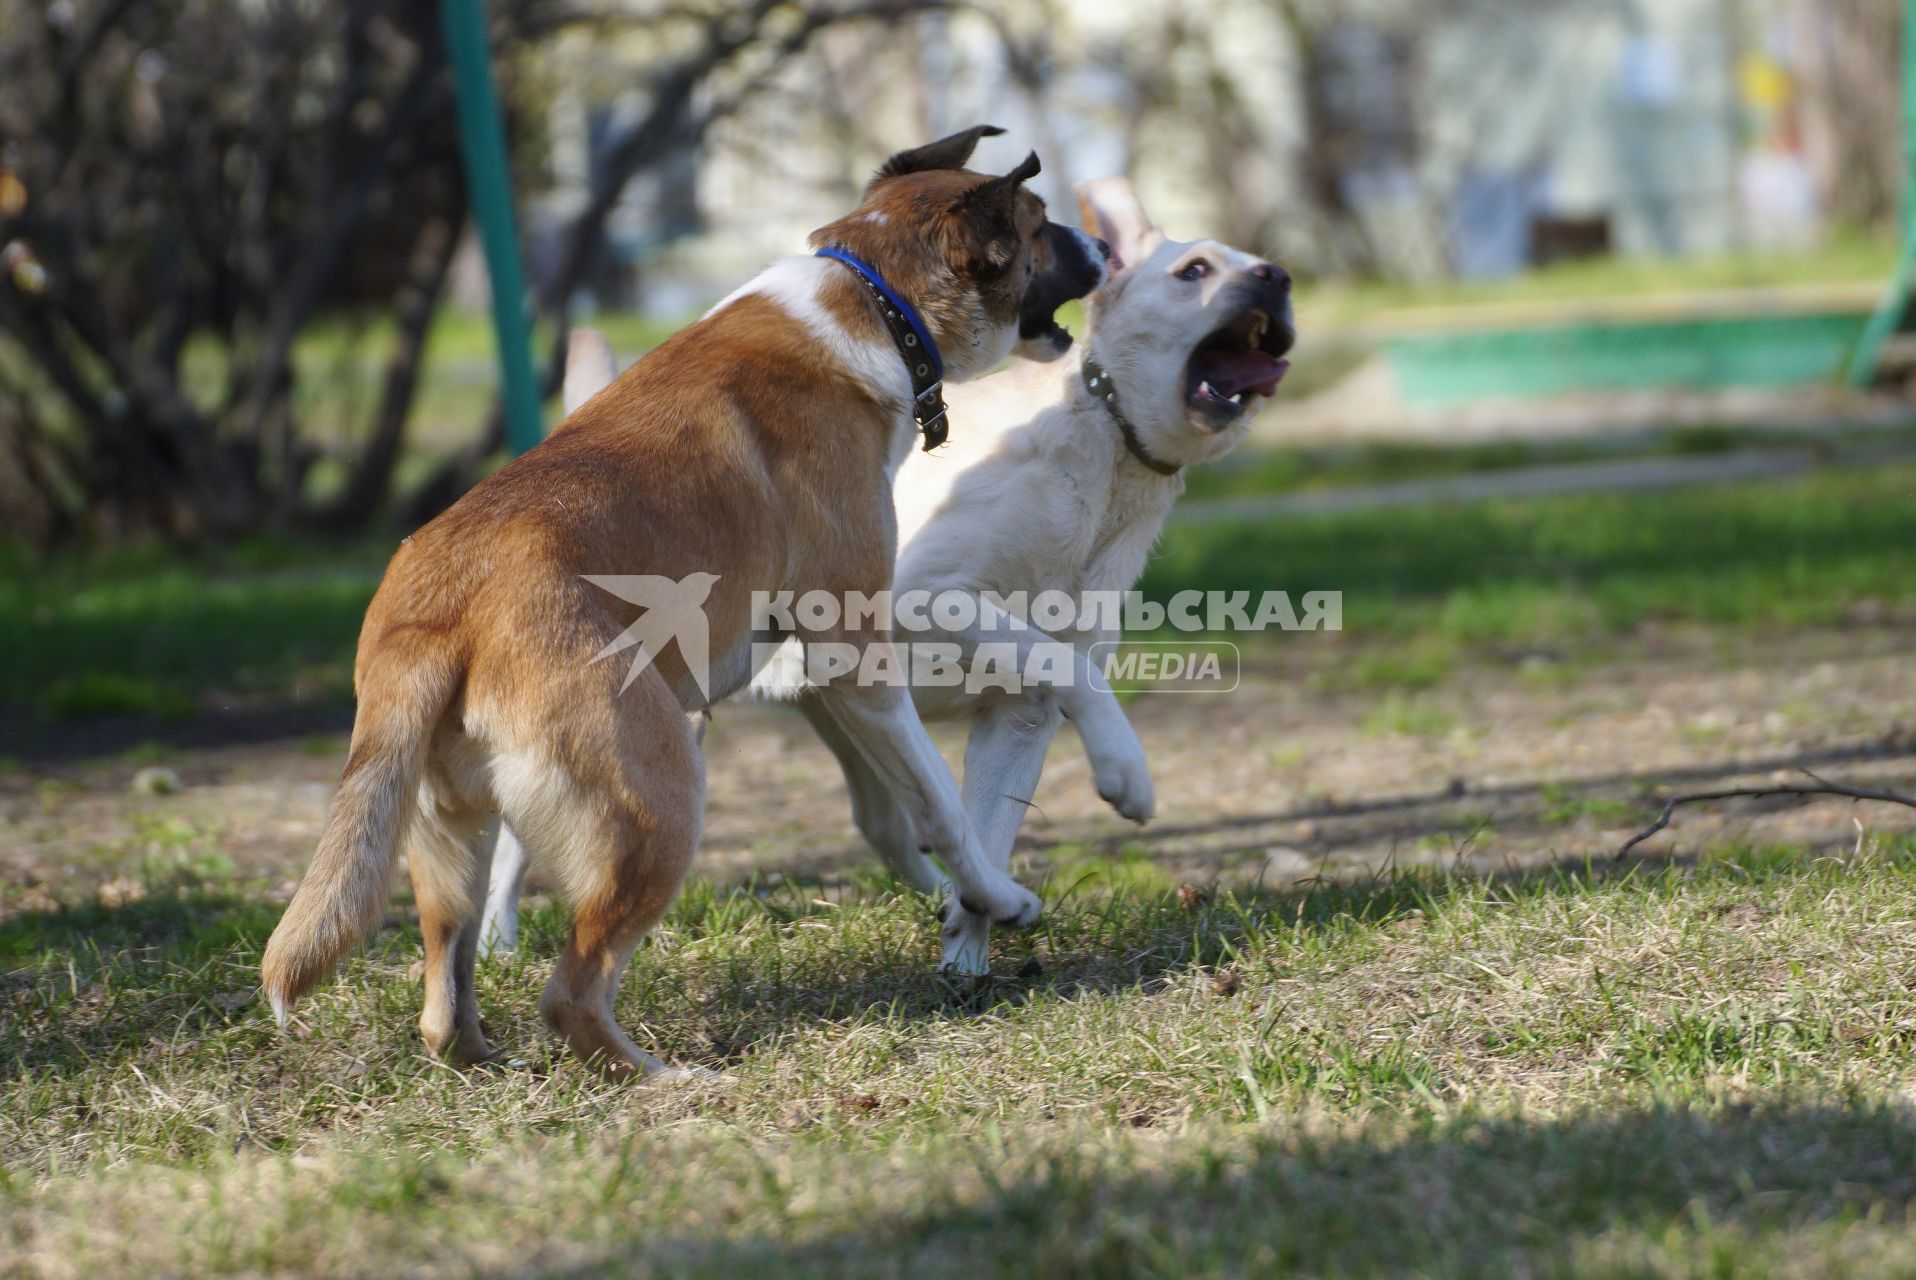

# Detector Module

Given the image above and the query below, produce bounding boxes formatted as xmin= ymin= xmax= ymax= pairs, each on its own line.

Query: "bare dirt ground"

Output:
xmin=5 ymin=625 xmax=1913 ymax=919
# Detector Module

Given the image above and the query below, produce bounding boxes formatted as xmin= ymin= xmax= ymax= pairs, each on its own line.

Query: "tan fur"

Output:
xmin=260 ymin=139 xmax=1061 ymax=1077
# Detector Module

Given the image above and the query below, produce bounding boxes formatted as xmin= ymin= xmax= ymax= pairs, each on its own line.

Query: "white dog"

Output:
xmin=478 ymin=178 xmax=1293 ymax=974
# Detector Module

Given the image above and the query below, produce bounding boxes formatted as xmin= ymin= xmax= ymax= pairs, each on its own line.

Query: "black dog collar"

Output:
xmin=1082 ymin=354 xmax=1180 ymax=477
xmin=816 ymin=247 xmax=948 ymax=450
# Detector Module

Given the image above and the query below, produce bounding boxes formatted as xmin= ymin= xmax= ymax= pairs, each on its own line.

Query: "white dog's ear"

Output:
xmin=563 ymin=327 xmax=618 ymax=416
xmin=1074 ymin=176 xmax=1161 ymax=272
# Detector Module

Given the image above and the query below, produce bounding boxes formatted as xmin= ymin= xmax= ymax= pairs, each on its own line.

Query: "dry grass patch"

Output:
xmin=6 ymin=838 xmax=1916 ymax=1275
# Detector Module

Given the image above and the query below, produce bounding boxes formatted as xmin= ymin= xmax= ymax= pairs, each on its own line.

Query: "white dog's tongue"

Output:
xmin=1192 ymin=349 xmax=1290 ymax=397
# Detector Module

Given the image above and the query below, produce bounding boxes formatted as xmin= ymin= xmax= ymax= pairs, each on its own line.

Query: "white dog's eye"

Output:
xmin=1176 ymin=260 xmax=1211 ymax=281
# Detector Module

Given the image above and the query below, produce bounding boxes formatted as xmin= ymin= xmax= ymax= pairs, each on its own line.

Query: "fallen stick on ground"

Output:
xmin=1616 ymin=769 xmax=1916 ymax=860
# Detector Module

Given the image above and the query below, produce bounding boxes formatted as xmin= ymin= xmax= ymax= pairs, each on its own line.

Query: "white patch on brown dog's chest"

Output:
xmin=706 ymin=257 xmax=914 ymax=416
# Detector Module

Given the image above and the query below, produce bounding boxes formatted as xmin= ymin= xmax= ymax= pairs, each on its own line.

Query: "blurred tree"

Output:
xmin=0 ymin=0 xmax=948 ymax=546
xmin=1791 ymin=0 xmax=1904 ymax=231
xmin=0 ymin=0 xmax=551 ymax=543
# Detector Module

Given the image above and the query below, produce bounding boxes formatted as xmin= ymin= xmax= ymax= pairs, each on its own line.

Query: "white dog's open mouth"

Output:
xmin=1184 ymin=308 xmax=1294 ymax=417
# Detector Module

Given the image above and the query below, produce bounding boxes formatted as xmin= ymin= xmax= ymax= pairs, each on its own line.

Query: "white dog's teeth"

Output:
xmin=1231 ymin=391 xmax=1246 ymax=406
xmin=1198 ymin=381 xmax=1216 ymax=399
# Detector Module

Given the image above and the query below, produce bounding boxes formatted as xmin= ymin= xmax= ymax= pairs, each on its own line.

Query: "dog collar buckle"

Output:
xmin=914 ymin=382 xmax=948 ymax=450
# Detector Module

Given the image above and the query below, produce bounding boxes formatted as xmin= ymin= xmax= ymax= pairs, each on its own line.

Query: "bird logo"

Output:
xmin=581 ymin=572 xmax=722 ymax=701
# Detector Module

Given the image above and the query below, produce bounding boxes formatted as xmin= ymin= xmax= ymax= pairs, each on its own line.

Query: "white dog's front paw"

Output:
xmin=938 ymin=910 xmax=992 ymax=976
xmin=1093 ymin=749 xmax=1155 ymax=824
xmin=954 ymin=875 xmax=1042 ymax=929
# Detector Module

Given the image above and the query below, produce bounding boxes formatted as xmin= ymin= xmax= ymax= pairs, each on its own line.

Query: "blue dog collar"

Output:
xmin=815 ymin=246 xmax=948 ymax=449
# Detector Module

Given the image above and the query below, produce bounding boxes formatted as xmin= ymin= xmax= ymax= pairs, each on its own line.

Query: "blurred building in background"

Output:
xmin=495 ymin=0 xmax=1866 ymax=319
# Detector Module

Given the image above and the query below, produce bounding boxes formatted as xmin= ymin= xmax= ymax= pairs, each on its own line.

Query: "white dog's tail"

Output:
xmin=563 ymin=327 xmax=619 ymax=415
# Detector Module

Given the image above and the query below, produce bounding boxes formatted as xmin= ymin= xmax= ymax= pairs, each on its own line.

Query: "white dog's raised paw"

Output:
xmin=1094 ymin=753 xmax=1156 ymax=824
xmin=956 ymin=878 xmax=1042 ymax=930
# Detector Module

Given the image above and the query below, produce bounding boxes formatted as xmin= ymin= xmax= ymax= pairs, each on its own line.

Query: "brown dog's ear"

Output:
xmin=952 ymin=151 xmax=1043 ymax=268
xmin=946 ymin=150 xmax=1042 ymax=268
xmin=951 ymin=150 xmax=1042 ymax=213
xmin=875 ymin=124 xmax=1006 ymax=180
xmin=1074 ymin=176 xmax=1161 ymax=270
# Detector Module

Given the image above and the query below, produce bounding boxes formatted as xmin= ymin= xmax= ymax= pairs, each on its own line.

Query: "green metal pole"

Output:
xmin=440 ymin=0 xmax=544 ymax=454
xmin=1847 ymin=0 xmax=1916 ymax=387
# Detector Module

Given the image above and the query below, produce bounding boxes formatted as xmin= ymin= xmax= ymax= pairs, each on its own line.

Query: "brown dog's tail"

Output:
xmin=260 ymin=648 xmax=459 ymax=1023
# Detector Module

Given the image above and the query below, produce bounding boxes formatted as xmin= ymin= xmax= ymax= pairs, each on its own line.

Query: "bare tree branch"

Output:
xmin=0 ymin=0 xmax=552 ymax=541
xmin=1616 ymin=770 xmax=1916 ymax=860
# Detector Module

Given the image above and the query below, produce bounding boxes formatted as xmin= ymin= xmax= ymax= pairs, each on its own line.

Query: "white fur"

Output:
xmin=708 ymin=256 xmax=914 ymax=435
xmin=476 ymin=818 xmax=523 ymax=955
xmin=819 ymin=181 xmax=1286 ymax=971
xmin=1078 ymin=251 xmax=1285 ymax=470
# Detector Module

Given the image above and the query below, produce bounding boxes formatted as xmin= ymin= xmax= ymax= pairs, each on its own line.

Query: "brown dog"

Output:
xmin=260 ymin=127 xmax=1106 ymax=1077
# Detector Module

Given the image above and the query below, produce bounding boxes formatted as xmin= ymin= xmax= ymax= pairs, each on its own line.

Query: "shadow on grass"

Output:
xmin=587 ymin=847 xmax=1832 ymax=1072
xmin=538 ymin=1099 xmax=1916 ymax=1277
xmin=1 ymin=893 xmax=284 ymax=1080
xmin=2 ymin=861 xmax=1580 ymax=1082
xmin=0 ymin=842 xmax=1896 ymax=1086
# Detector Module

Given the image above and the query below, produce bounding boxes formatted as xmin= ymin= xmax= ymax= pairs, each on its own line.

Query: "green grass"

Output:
xmin=6 ymin=434 xmax=1915 ymax=1272
xmin=7 ymin=458 xmax=1911 ymax=723
xmin=0 ymin=538 xmax=388 ymax=721
xmin=184 ymin=309 xmax=685 ymax=456
xmin=7 ymin=839 xmax=1916 ymax=1274
xmin=1182 ymin=438 xmax=1577 ymax=503
xmin=1359 ymin=690 xmax=1457 ymax=737
xmin=1541 ymin=782 xmax=1651 ymax=829
xmin=1145 ymin=461 xmax=1916 ymax=648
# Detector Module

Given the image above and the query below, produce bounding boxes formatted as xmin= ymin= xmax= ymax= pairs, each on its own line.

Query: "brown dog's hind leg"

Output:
xmin=505 ymin=666 xmax=704 ymax=1079
xmin=539 ymin=866 xmax=690 ymax=1078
